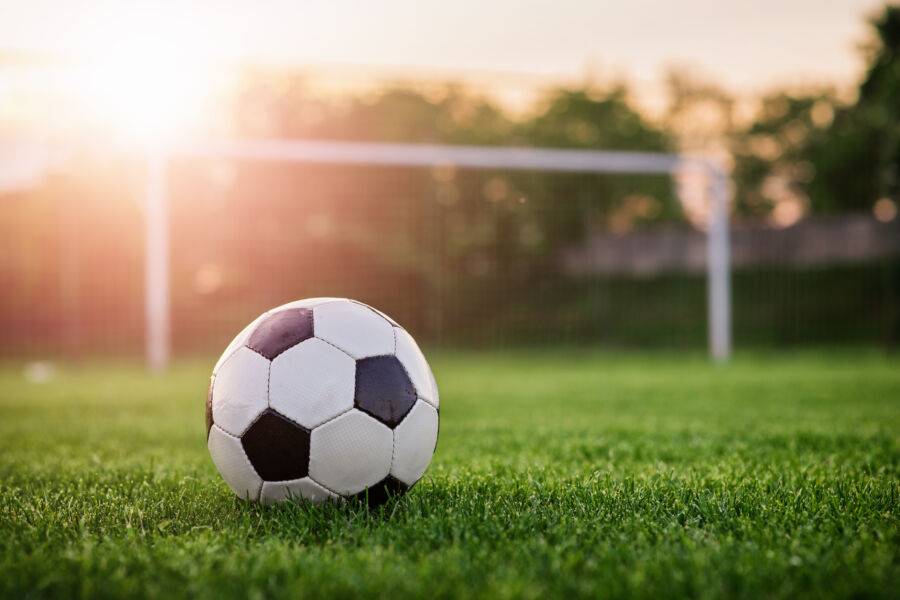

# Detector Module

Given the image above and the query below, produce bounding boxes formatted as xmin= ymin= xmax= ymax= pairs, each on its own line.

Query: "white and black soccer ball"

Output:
xmin=206 ymin=298 xmax=439 ymax=506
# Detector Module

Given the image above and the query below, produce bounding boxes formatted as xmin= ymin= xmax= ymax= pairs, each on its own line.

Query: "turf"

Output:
xmin=1 ymin=351 xmax=898 ymax=599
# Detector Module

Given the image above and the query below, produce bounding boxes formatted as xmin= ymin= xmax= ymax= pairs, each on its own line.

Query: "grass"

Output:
xmin=1 ymin=350 xmax=898 ymax=599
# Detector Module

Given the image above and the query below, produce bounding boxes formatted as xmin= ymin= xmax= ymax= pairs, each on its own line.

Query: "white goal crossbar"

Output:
xmin=144 ymin=140 xmax=731 ymax=369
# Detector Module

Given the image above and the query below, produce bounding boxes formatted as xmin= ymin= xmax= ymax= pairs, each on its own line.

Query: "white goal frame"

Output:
xmin=144 ymin=140 xmax=731 ymax=369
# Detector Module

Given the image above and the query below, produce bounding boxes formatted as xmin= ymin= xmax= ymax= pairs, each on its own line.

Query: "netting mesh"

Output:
xmin=166 ymin=158 xmax=699 ymax=353
xmin=0 ymin=155 xmax=897 ymax=358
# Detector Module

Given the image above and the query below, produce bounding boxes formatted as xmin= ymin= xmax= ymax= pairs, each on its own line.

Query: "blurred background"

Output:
xmin=0 ymin=0 xmax=897 ymax=363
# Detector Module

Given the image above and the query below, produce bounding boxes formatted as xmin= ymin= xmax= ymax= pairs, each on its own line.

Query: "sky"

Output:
xmin=0 ymin=0 xmax=889 ymax=95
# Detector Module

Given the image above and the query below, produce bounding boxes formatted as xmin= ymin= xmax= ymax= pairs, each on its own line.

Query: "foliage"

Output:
xmin=730 ymin=5 xmax=900 ymax=216
xmin=730 ymin=92 xmax=839 ymax=217
xmin=808 ymin=5 xmax=900 ymax=213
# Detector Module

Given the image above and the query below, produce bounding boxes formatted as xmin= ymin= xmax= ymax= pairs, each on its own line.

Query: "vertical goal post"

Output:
xmin=144 ymin=140 xmax=731 ymax=370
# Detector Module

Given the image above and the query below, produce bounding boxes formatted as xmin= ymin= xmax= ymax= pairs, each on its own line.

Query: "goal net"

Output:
xmin=144 ymin=139 xmax=730 ymax=368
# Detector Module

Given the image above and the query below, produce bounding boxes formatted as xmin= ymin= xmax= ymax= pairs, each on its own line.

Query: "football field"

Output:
xmin=1 ymin=351 xmax=898 ymax=599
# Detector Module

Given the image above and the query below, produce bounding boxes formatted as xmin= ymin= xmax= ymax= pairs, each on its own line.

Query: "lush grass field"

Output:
xmin=1 ymin=351 xmax=898 ymax=599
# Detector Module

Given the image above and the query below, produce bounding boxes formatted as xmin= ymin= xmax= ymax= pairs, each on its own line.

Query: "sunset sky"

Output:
xmin=0 ymin=0 xmax=889 ymax=93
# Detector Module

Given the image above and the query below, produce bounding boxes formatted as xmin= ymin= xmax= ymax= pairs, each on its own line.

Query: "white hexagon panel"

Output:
xmin=313 ymin=301 xmax=394 ymax=359
xmin=308 ymin=409 xmax=393 ymax=495
xmin=211 ymin=346 xmax=270 ymax=436
xmin=208 ymin=425 xmax=263 ymax=501
xmin=268 ymin=297 xmax=345 ymax=314
xmin=259 ymin=477 xmax=340 ymax=506
xmin=269 ymin=338 xmax=356 ymax=429
xmin=394 ymin=326 xmax=437 ymax=407
xmin=391 ymin=400 xmax=440 ymax=486
xmin=427 ymin=364 xmax=440 ymax=409
xmin=351 ymin=300 xmax=399 ymax=326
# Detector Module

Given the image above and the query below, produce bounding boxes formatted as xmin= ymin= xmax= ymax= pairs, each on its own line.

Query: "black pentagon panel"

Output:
xmin=241 ymin=410 xmax=311 ymax=481
xmin=355 ymin=355 xmax=417 ymax=428
xmin=350 ymin=475 xmax=409 ymax=507
xmin=205 ymin=375 xmax=215 ymax=439
xmin=246 ymin=308 xmax=314 ymax=360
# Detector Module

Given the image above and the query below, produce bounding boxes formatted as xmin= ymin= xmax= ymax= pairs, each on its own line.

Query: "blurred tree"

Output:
xmin=730 ymin=5 xmax=900 ymax=218
xmin=520 ymin=87 xmax=668 ymax=151
xmin=809 ymin=4 xmax=900 ymax=213
xmin=510 ymin=87 xmax=675 ymax=244
xmin=664 ymin=68 xmax=736 ymax=155
xmin=731 ymin=91 xmax=840 ymax=221
xmin=229 ymin=70 xmax=516 ymax=145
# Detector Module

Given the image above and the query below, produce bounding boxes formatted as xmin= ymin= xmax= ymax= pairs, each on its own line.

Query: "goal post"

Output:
xmin=144 ymin=140 xmax=731 ymax=369
xmin=145 ymin=151 xmax=170 ymax=372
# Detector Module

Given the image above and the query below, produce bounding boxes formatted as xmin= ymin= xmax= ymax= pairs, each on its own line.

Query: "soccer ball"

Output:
xmin=206 ymin=298 xmax=439 ymax=506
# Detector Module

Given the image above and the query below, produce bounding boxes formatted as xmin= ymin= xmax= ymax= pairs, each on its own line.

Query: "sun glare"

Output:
xmin=67 ymin=37 xmax=220 ymax=146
